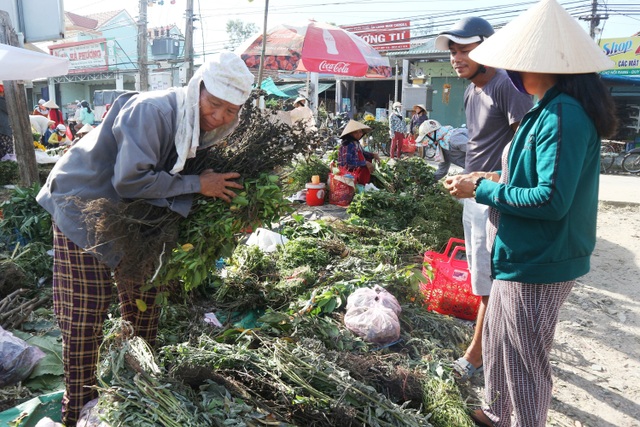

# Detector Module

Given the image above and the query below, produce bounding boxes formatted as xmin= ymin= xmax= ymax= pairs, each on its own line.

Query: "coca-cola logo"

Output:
xmin=319 ymin=60 xmax=351 ymax=74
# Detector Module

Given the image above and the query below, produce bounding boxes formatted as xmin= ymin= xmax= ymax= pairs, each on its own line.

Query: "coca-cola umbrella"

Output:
xmin=236 ymin=20 xmax=391 ymax=78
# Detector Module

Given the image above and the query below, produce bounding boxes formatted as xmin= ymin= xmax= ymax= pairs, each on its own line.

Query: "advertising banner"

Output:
xmin=49 ymin=39 xmax=109 ymax=74
xmin=342 ymin=20 xmax=411 ymax=52
xmin=599 ymin=37 xmax=640 ymax=75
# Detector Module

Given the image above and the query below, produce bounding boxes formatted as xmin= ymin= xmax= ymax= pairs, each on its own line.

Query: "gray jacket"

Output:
xmin=37 ymin=89 xmax=201 ymax=268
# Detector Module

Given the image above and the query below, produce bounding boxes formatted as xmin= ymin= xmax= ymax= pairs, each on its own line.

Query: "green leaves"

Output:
xmin=160 ymin=174 xmax=293 ymax=291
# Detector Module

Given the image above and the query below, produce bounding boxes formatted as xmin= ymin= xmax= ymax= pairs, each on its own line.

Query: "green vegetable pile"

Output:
xmin=0 ymin=124 xmax=480 ymax=426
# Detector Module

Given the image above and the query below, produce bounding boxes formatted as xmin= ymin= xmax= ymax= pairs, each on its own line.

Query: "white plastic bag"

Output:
xmin=0 ymin=326 xmax=45 ymax=387
xmin=245 ymin=228 xmax=289 ymax=253
xmin=344 ymin=305 xmax=400 ymax=345
xmin=346 ymin=285 xmax=401 ymax=315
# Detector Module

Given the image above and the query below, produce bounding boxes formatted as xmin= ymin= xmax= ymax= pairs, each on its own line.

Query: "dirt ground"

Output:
xmin=469 ymin=201 xmax=640 ymax=427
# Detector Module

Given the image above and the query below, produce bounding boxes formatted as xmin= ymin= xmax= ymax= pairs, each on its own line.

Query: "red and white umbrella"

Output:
xmin=237 ymin=20 xmax=391 ymax=78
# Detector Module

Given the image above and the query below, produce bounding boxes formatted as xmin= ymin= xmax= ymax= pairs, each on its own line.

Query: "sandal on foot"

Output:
xmin=452 ymin=357 xmax=483 ymax=381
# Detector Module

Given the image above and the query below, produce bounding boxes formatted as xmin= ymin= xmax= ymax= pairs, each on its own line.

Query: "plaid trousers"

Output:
xmin=482 ymin=279 xmax=574 ymax=427
xmin=52 ymin=224 xmax=162 ymax=426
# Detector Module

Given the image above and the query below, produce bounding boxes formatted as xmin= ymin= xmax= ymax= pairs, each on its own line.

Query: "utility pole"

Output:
xmin=137 ymin=0 xmax=149 ymax=91
xmin=579 ymin=0 xmax=608 ymax=39
xmin=0 ymin=11 xmax=38 ymax=186
xmin=589 ymin=0 xmax=598 ymax=38
xmin=184 ymin=0 xmax=194 ymax=81
xmin=256 ymin=0 xmax=269 ymax=87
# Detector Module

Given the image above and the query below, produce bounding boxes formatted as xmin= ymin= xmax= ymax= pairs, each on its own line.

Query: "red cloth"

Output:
xmin=49 ymin=109 xmax=64 ymax=127
xmin=339 ymin=148 xmax=371 ymax=185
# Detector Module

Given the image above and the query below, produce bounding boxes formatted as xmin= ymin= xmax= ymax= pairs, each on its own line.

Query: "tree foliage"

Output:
xmin=225 ymin=19 xmax=259 ymax=50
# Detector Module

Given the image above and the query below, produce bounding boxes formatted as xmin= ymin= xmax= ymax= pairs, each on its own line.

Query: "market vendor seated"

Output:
xmin=46 ymin=124 xmax=69 ymax=148
xmin=338 ymin=120 xmax=380 ymax=185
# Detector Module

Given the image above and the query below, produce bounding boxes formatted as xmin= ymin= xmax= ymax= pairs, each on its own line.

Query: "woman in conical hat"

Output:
xmin=443 ymin=0 xmax=618 ymax=425
xmin=337 ymin=120 xmax=379 ymax=185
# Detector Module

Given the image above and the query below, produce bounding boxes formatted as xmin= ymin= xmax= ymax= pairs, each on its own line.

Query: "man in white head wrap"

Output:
xmin=35 ymin=52 xmax=254 ymax=426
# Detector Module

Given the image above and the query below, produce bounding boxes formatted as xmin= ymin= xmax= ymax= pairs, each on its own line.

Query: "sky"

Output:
xmin=62 ymin=0 xmax=640 ymax=60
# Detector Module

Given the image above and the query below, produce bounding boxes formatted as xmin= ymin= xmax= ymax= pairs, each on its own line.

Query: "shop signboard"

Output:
xmin=599 ymin=36 xmax=640 ymax=76
xmin=49 ymin=39 xmax=109 ymax=74
xmin=341 ymin=20 xmax=411 ymax=52
xmin=0 ymin=0 xmax=64 ymax=43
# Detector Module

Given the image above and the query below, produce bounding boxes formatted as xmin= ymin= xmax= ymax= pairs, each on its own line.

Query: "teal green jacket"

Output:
xmin=475 ymin=87 xmax=600 ymax=284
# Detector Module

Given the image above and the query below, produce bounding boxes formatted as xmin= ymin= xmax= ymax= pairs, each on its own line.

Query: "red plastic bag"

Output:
xmin=328 ymin=173 xmax=356 ymax=206
xmin=402 ymin=135 xmax=416 ymax=153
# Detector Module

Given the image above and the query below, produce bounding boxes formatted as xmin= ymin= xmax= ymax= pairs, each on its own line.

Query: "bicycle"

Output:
xmin=600 ymin=140 xmax=626 ymax=174
xmin=621 ymin=147 xmax=640 ymax=174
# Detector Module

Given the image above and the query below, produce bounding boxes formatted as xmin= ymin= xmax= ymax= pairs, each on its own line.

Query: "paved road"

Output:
xmin=427 ymin=160 xmax=639 ymax=205
xmin=598 ymin=173 xmax=640 ymax=205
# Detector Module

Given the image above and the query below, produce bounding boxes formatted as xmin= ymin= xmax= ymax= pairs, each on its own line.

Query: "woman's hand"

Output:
xmin=199 ymin=170 xmax=243 ymax=202
xmin=372 ymin=153 xmax=380 ymax=162
xmin=444 ymin=172 xmax=499 ymax=198
xmin=444 ymin=174 xmax=476 ymax=198
xmin=366 ymin=161 xmax=375 ymax=172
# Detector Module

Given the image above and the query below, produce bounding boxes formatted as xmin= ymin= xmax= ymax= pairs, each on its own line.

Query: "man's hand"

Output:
xmin=199 ymin=170 xmax=243 ymax=202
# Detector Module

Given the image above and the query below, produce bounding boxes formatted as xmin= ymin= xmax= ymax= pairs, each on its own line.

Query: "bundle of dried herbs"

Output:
xmin=163 ymin=334 xmax=434 ymax=427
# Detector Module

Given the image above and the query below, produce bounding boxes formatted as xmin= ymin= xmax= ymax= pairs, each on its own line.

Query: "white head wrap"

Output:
xmin=170 ymin=52 xmax=254 ymax=174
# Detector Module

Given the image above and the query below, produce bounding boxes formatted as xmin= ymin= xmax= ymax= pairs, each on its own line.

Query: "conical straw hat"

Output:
xmin=42 ymin=99 xmax=59 ymax=109
xmin=78 ymin=123 xmax=94 ymax=134
xmin=340 ymin=120 xmax=371 ymax=137
xmin=469 ymin=0 xmax=613 ymax=74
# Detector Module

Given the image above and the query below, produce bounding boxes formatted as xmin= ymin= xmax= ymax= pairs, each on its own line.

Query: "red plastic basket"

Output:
xmin=421 ymin=238 xmax=481 ymax=321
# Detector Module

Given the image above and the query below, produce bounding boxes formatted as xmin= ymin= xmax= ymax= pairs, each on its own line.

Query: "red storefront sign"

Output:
xmin=49 ymin=39 xmax=109 ymax=74
xmin=342 ymin=20 xmax=411 ymax=52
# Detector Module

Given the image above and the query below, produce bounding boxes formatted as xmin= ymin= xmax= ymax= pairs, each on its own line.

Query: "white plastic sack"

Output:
xmin=34 ymin=150 xmax=60 ymax=164
xmin=0 ymin=326 xmax=45 ymax=387
xmin=346 ymin=285 xmax=401 ymax=315
xmin=363 ymin=183 xmax=380 ymax=192
xmin=35 ymin=418 xmax=65 ymax=427
xmin=77 ymin=398 xmax=111 ymax=427
xmin=344 ymin=305 xmax=400 ymax=345
xmin=245 ymin=227 xmax=289 ymax=253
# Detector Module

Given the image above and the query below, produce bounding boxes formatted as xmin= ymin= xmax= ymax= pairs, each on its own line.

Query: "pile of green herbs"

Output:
xmin=348 ymin=157 xmax=464 ymax=250
xmin=90 ymin=156 xmax=476 ymax=426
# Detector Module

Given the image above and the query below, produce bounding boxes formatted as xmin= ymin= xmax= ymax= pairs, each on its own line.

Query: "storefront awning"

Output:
xmin=260 ymin=77 xmax=335 ymax=98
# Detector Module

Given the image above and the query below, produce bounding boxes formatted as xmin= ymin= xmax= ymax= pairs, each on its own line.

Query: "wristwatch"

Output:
xmin=473 ymin=177 xmax=485 ymax=197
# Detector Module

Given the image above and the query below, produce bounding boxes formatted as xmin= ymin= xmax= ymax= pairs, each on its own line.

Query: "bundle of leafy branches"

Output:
xmin=281 ymin=154 xmax=331 ymax=194
xmin=0 ymin=160 xmax=19 ymax=185
xmin=78 ymin=91 xmax=319 ymax=293
xmin=0 ymin=184 xmax=54 ymax=294
xmin=363 ymin=118 xmax=390 ymax=151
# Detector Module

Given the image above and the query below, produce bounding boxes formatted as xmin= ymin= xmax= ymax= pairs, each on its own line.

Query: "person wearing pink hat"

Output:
xmin=36 ymin=52 xmax=255 ymax=426
xmin=444 ymin=0 xmax=618 ymax=425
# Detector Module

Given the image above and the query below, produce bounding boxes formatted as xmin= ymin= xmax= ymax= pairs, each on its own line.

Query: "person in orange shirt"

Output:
xmin=32 ymin=99 xmax=49 ymax=117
